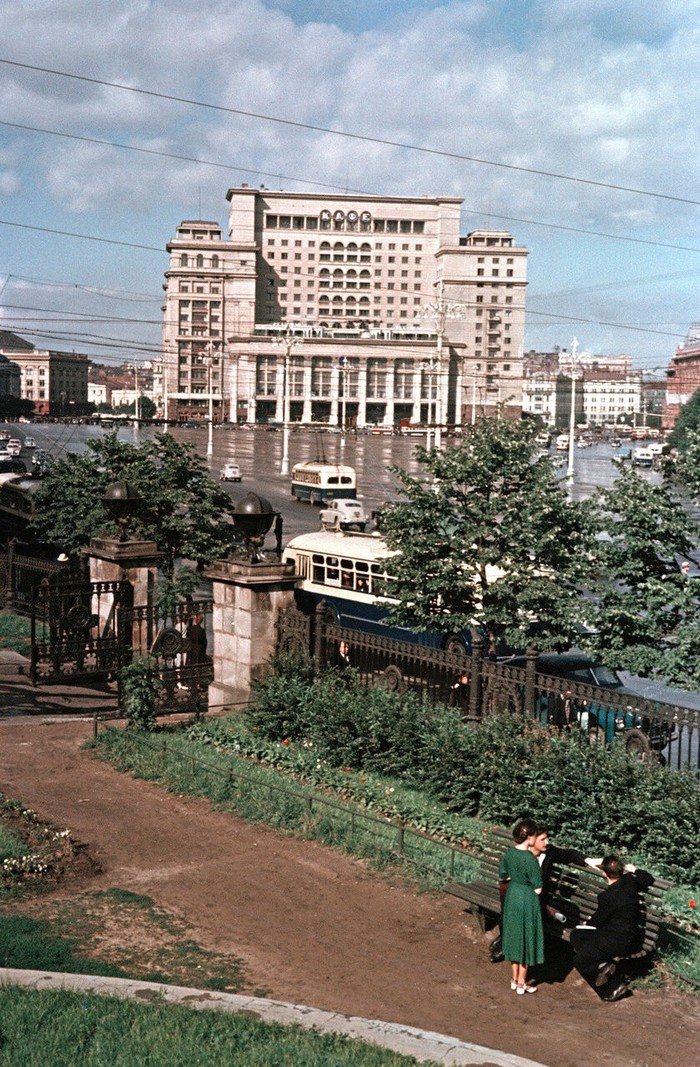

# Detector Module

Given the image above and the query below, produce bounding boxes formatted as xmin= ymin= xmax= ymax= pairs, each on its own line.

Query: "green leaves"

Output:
xmin=30 ymin=433 xmax=239 ymax=574
xmin=379 ymin=419 xmax=594 ymax=650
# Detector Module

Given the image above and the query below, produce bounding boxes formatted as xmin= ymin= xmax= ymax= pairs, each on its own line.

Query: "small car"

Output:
xmin=219 ymin=462 xmax=242 ymax=482
xmin=319 ymin=498 xmax=367 ymax=532
xmin=24 ymin=437 xmax=36 ymax=449
xmin=6 ymin=439 xmax=22 ymax=456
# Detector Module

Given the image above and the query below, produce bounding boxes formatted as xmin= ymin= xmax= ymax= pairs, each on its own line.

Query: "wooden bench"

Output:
xmin=445 ymin=827 xmax=671 ymax=963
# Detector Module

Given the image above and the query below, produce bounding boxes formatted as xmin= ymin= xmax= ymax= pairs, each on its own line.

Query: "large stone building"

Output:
xmin=663 ymin=324 xmax=700 ymax=429
xmin=0 ymin=331 xmax=89 ymax=416
xmin=158 ymin=190 xmax=528 ymax=428
xmin=522 ymin=348 xmax=647 ymax=429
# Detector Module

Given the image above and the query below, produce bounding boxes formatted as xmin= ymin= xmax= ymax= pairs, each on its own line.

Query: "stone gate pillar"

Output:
xmin=87 ymin=536 xmax=161 ymax=655
xmin=205 ymin=558 xmax=298 ymax=709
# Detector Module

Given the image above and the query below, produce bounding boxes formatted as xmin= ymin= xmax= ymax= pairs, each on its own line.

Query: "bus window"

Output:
xmin=341 ymin=559 xmax=354 ymax=588
xmin=312 ymin=553 xmax=325 ymax=583
xmin=326 ymin=556 xmax=340 ymax=585
xmin=356 ymin=561 xmax=370 ymax=593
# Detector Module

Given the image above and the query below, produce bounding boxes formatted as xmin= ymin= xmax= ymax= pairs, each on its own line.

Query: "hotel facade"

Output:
xmin=158 ymin=189 xmax=528 ymax=429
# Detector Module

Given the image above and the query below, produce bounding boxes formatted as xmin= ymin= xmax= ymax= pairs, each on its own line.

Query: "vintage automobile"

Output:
xmin=319 ymin=498 xmax=368 ymax=532
xmin=219 ymin=462 xmax=242 ymax=482
xmin=501 ymin=652 xmax=675 ymax=761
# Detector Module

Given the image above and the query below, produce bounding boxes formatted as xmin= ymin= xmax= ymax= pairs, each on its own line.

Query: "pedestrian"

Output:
xmin=274 ymin=513 xmax=284 ymax=558
xmin=570 ymin=855 xmax=654 ymax=1002
xmin=185 ymin=613 xmax=208 ymax=666
xmin=490 ymin=824 xmax=600 ymax=963
xmin=498 ymin=818 xmax=544 ymax=994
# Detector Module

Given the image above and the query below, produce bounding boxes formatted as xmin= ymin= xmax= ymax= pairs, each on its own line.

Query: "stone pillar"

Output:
xmin=205 ymin=558 xmax=298 ymax=709
xmin=87 ymin=537 xmax=161 ymax=655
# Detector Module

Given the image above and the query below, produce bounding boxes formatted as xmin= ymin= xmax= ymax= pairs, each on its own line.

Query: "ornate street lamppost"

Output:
xmin=414 ymin=280 xmax=467 ymax=448
xmin=273 ymin=326 xmax=301 ymax=477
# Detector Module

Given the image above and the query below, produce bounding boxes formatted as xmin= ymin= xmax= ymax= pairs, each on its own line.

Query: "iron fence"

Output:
xmin=277 ymin=604 xmax=700 ymax=774
xmin=0 ymin=542 xmax=63 ymax=615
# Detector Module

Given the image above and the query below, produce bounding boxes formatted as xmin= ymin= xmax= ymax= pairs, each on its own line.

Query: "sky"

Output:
xmin=1 ymin=0 xmax=699 ymax=372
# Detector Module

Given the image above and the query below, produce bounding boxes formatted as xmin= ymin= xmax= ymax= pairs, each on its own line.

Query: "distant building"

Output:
xmin=0 ymin=352 xmax=22 ymax=398
xmin=522 ymin=348 xmax=643 ymax=428
xmin=158 ymin=190 xmax=529 ymax=427
xmin=0 ymin=332 xmax=89 ymax=416
xmin=663 ymin=324 xmax=700 ymax=429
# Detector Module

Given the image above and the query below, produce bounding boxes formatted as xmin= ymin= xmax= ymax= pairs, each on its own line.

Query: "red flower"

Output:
xmin=690 ymin=900 xmax=697 ymax=909
xmin=345 ymin=767 xmax=351 ymax=773
xmin=282 ymin=739 xmax=290 ymax=746
xmin=361 ymin=777 xmax=366 ymax=782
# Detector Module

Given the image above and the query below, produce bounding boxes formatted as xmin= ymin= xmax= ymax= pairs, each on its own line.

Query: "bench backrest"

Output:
xmin=478 ymin=827 xmax=670 ymax=954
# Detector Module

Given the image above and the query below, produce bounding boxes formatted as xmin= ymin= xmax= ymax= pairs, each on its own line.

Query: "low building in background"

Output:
xmin=663 ymin=324 xmax=700 ymax=430
xmin=0 ymin=330 xmax=89 ymax=417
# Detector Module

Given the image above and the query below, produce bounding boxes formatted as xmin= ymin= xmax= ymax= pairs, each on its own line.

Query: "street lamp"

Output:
xmin=339 ymin=355 xmax=347 ymax=449
xmin=566 ymin=337 xmax=579 ymax=483
xmin=414 ymin=279 xmax=467 ymax=448
xmin=273 ymin=326 xmax=301 ymax=477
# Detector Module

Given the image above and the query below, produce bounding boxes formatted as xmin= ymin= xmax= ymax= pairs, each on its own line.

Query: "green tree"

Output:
xmin=666 ymin=427 xmax=700 ymax=502
xmin=30 ymin=433 xmax=238 ymax=574
xmin=379 ymin=418 xmax=595 ymax=652
xmin=583 ymin=464 xmax=700 ymax=683
xmin=667 ymin=388 xmax=700 ymax=451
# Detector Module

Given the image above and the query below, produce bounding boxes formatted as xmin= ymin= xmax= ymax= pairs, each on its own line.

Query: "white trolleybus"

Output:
xmin=282 ymin=529 xmax=485 ymax=654
xmin=290 ymin=461 xmax=356 ymax=504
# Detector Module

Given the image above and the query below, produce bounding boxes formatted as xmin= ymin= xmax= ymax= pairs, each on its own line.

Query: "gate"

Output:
xmin=30 ymin=576 xmax=213 ymax=716
xmin=30 ymin=577 xmax=133 ymax=685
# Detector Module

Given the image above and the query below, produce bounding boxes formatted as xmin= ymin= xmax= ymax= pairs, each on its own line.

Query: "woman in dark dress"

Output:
xmin=499 ymin=818 xmax=545 ymax=994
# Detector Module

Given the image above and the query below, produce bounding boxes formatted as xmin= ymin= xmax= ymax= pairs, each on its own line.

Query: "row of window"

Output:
xmin=179 ymin=254 xmax=221 ymax=268
xmin=265 ymin=214 xmax=425 ymax=234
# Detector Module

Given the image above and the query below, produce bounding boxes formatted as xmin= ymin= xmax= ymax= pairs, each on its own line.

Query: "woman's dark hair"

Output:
xmin=512 ymin=817 xmax=539 ymax=844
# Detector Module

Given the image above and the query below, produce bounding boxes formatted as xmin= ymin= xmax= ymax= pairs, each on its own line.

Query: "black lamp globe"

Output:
xmin=232 ymin=492 xmax=276 ymax=562
xmin=103 ymin=480 xmax=142 ymax=542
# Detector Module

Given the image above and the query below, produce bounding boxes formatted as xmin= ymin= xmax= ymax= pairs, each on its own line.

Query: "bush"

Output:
xmin=242 ymin=659 xmax=700 ymax=882
xmin=118 ymin=657 xmax=161 ymax=730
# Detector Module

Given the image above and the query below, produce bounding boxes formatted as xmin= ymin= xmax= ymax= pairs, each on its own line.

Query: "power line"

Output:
xmin=5 ymin=118 xmax=700 ymax=257
xmin=2 ymin=57 xmax=698 ymax=208
xmin=0 ymin=219 xmax=163 ymax=252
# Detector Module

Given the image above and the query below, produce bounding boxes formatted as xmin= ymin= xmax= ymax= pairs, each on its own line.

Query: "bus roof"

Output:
xmin=291 ymin=461 xmax=356 ymax=476
xmin=284 ymin=529 xmax=390 ymax=563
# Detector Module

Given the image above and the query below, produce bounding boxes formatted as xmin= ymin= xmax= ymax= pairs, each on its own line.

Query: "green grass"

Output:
xmin=0 ymin=822 xmax=26 ymax=863
xmin=0 ymin=613 xmax=31 ymax=655
xmin=0 ymin=986 xmax=437 ymax=1067
xmin=0 ymin=915 xmax=127 ymax=977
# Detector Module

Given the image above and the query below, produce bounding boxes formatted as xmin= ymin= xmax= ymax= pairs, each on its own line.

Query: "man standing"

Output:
xmin=570 ymin=855 xmax=654 ymax=1002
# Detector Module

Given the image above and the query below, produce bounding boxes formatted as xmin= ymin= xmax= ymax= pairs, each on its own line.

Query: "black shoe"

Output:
xmin=595 ymin=961 xmax=616 ymax=988
xmin=602 ymin=982 xmax=630 ymax=1002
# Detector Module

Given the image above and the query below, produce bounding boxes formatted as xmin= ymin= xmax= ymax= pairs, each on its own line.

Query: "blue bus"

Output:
xmin=282 ymin=529 xmax=483 ymax=654
xmin=291 ymin=462 xmax=356 ymax=504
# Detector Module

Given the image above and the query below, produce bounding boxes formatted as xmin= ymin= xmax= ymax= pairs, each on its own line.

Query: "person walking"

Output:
xmin=499 ymin=818 xmax=545 ymax=994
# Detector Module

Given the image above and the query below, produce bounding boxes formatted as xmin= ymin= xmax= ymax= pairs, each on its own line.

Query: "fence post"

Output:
xmin=524 ymin=645 xmax=538 ymax=717
xmin=313 ymin=602 xmax=326 ymax=673
xmin=468 ymin=629 xmax=483 ymax=721
xmin=3 ymin=538 xmax=15 ymax=611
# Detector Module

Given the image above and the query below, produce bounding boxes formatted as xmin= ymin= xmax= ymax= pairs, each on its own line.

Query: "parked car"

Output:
xmin=319 ymin=498 xmax=368 ymax=532
xmin=6 ymin=439 xmax=22 ymax=456
xmin=24 ymin=437 xmax=36 ymax=449
xmin=219 ymin=462 xmax=242 ymax=482
xmin=501 ymin=651 xmax=675 ymax=760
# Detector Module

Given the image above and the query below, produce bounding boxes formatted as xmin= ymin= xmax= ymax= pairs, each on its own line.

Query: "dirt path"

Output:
xmin=1 ymin=715 xmax=698 ymax=1067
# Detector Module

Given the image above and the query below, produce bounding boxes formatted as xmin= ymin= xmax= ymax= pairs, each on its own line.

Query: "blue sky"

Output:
xmin=1 ymin=0 xmax=699 ymax=370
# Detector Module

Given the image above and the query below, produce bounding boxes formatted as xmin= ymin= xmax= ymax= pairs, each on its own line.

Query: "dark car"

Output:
xmin=502 ymin=652 xmax=674 ymax=760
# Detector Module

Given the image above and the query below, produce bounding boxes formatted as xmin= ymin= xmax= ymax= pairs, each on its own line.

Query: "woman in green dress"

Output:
xmin=499 ymin=818 xmax=545 ymax=994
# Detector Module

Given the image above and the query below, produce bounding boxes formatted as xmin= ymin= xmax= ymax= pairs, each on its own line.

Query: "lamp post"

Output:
xmin=339 ymin=355 xmax=347 ymax=450
xmin=566 ymin=337 xmax=579 ymax=483
xmin=273 ymin=326 xmax=301 ymax=477
xmin=207 ymin=350 xmax=214 ymax=459
xmin=414 ymin=279 xmax=467 ymax=448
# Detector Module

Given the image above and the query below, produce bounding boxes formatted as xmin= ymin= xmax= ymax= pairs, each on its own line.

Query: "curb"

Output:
xmin=0 ymin=969 xmax=550 ymax=1067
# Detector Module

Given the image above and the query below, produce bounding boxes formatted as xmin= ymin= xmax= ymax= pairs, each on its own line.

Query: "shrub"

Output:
xmin=118 ymin=657 xmax=161 ymax=731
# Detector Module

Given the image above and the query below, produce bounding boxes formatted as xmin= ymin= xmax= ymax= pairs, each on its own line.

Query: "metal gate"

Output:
xmin=30 ymin=577 xmax=133 ymax=685
xmin=30 ymin=577 xmax=213 ymax=716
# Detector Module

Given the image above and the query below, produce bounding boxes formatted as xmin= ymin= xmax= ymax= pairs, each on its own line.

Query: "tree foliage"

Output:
xmin=29 ymin=432 xmax=238 ymax=574
xmin=378 ymin=418 xmax=595 ymax=651
xmin=667 ymin=388 xmax=700 ymax=452
xmin=582 ymin=464 xmax=700 ymax=683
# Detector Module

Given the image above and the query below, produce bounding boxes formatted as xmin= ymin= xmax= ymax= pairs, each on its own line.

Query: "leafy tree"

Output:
xmin=667 ymin=388 xmax=700 ymax=451
xmin=665 ymin=427 xmax=700 ymax=503
xmin=583 ymin=464 xmax=700 ymax=684
xmin=378 ymin=418 xmax=595 ymax=652
xmin=30 ymin=432 xmax=238 ymax=574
